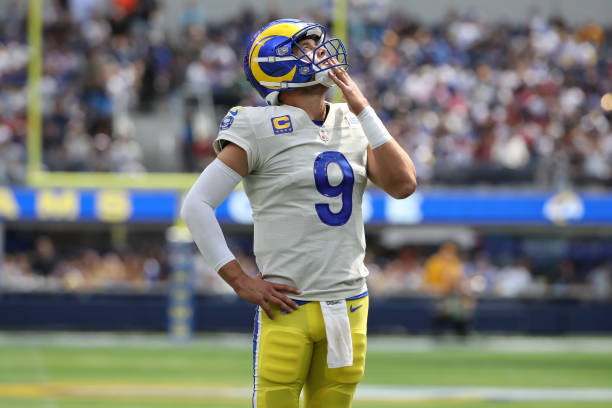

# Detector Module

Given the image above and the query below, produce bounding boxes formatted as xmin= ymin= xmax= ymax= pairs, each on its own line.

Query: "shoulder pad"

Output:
xmin=228 ymin=106 xmax=245 ymax=116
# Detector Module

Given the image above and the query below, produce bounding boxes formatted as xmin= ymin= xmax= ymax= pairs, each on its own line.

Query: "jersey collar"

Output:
xmin=280 ymin=102 xmax=334 ymax=129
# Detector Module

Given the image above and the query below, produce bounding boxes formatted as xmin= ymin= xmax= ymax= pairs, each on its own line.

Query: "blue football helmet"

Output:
xmin=244 ymin=19 xmax=349 ymax=105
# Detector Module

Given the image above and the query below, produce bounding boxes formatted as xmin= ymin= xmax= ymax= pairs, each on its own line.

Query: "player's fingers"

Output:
xmin=333 ymin=65 xmax=349 ymax=79
xmin=262 ymin=290 xmax=294 ymax=313
xmin=335 ymin=65 xmax=349 ymax=77
xmin=268 ymin=294 xmax=295 ymax=313
xmin=332 ymin=67 xmax=354 ymax=91
xmin=331 ymin=65 xmax=346 ymax=77
xmin=272 ymin=282 xmax=301 ymax=295
xmin=270 ymin=289 xmax=299 ymax=310
xmin=328 ymin=69 xmax=347 ymax=89
xmin=328 ymin=57 xmax=341 ymax=67
xmin=259 ymin=301 xmax=275 ymax=320
xmin=328 ymin=68 xmax=339 ymax=81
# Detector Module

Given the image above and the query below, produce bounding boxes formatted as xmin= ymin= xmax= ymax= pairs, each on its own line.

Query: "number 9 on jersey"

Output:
xmin=313 ymin=151 xmax=355 ymax=226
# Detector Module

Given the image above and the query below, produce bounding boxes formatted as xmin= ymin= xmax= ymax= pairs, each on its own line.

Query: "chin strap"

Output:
xmin=259 ymin=79 xmax=323 ymax=88
xmin=253 ymin=56 xmax=297 ymax=63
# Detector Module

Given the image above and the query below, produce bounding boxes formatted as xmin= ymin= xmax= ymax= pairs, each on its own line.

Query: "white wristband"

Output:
xmin=357 ymin=106 xmax=393 ymax=149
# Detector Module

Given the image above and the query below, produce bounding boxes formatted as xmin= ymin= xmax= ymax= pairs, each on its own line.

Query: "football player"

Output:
xmin=181 ymin=18 xmax=417 ymax=408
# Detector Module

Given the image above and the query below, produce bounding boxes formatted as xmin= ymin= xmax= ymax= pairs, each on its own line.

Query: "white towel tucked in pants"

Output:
xmin=320 ymin=300 xmax=353 ymax=368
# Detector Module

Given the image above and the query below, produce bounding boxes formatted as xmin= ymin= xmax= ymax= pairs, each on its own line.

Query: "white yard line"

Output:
xmin=365 ymin=335 xmax=612 ymax=354
xmin=2 ymin=383 xmax=612 ymax=402
xmin=356 ymin=386 xmax=612 ymax=402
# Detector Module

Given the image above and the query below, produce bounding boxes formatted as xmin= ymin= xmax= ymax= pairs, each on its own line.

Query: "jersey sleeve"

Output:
xmin=213 ymin=107 xmax=259 ymax=173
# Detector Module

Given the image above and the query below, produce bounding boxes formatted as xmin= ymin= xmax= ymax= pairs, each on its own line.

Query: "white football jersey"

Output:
xmin=214 ymin=103 xmax=369 ymax=301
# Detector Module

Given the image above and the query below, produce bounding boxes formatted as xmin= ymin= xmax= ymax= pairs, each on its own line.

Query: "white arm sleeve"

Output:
xmin=180 ymin=158 xmax=243 ymax=272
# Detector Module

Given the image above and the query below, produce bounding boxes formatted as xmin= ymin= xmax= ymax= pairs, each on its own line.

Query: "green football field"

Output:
xmin=1 ymin=333 xmax=611 ymax=408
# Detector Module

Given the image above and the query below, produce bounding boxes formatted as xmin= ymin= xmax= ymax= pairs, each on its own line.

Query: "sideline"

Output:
xmin=1 ymin=383 xmax=612 ymax=402
xmin=1 ymin=332 xmax=612 ymax=353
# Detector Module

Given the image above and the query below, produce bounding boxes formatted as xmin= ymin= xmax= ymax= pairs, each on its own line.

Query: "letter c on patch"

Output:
xmin=271 ymin=115 xmax=293 ymax=134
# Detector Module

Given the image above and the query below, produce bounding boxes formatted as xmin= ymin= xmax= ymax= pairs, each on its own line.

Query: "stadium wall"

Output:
xmin=1 ymin=292 xmax=611 ymax=334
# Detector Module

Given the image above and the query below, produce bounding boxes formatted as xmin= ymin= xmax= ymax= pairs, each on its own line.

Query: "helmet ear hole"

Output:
xmin=299 ymin=66 xmax=310 ymax=75
xmin=276 ymin=45 xmax=290 ymax=56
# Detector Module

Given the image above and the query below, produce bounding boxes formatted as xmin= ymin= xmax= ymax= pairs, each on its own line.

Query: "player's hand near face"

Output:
xmin=327 ymin=62 xmax=417 ymax=199
xmin=218 ymin=260 xmax=301 ymax=319
xmin=328 ymin=65 xmax=369 ymax=115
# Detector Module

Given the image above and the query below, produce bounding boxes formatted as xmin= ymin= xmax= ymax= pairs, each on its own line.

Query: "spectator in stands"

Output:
xmin=0 ymin=234 xmax=608 ymax=302
xmin=495 ymin=258 xmax=534 ymax=297
xmin=588 ymin=262 xmax=612 ymax=299
xmin=30 ymin=236 xmax=59 ymax=277
xmin=379 ymin=248 xmax=423 ymax=295
xmin=550 ymin=258 xmax=580 ymax=298
xmin=422 ymin=242 xmax=475 ymax=337
xmin=0 ymin=124 xmax=26 ymax=184
xmin=1 ymin=3 xmax=610 ymax=183
xmin=2 ymin=4 xmax=612 ymax=302
xmin=423 ymin=242 xmax=464 ymax=294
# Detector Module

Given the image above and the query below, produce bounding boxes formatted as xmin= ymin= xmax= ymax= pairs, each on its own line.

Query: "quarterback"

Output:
xmin=181 ymin=19 xmax=417 ymax=408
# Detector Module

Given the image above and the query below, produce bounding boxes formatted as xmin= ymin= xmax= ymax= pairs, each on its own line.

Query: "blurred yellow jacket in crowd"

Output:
xmin=422 ymin=242 xmax=464 ymax=295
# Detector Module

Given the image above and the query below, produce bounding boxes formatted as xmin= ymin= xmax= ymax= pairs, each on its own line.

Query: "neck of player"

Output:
xmin=279 ymin=86 xmax=328 ymax=121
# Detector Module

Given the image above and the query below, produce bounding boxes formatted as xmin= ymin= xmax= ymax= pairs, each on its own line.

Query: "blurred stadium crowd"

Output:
xmin=0 ymin=0 xmax=611 ymax=185
xmin=1 ymin=1 xmax=611 ymax=300
xmin=2 ymin=233 xmax=610 ymax=300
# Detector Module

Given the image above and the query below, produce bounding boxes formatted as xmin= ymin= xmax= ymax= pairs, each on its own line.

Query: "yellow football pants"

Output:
xmin=252 ymin=294 xmax=368 ymax=408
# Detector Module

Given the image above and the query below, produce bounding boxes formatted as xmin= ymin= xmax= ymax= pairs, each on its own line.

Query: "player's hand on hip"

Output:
xmin=328 ymin=65 xmax=369 ymax=115
xmin=234 ymin=273 xmax=301 ymax=320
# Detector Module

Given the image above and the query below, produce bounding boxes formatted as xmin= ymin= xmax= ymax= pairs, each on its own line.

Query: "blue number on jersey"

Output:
xmin=313 ymin=151 xmax=355 ymax=226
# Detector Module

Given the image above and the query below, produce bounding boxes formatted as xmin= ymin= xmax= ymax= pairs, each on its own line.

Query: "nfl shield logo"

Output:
xmin=220 ymin=115 xmax=234 ymax=130
xmin=319 ymin=128 xmax=329 ymax=143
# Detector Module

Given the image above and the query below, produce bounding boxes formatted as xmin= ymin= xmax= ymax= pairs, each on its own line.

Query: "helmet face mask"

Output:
xmin=244 ymin=19 xmax=349 ymax=105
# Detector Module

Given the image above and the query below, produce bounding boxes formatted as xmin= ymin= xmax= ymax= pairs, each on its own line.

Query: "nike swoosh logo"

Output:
xmin=350 ymin=304 xmax=362 ymax=313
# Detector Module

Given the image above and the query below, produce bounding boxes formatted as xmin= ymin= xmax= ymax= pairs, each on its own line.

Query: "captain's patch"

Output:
xmin=271 ymin=115 xmax=293 ymax=134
